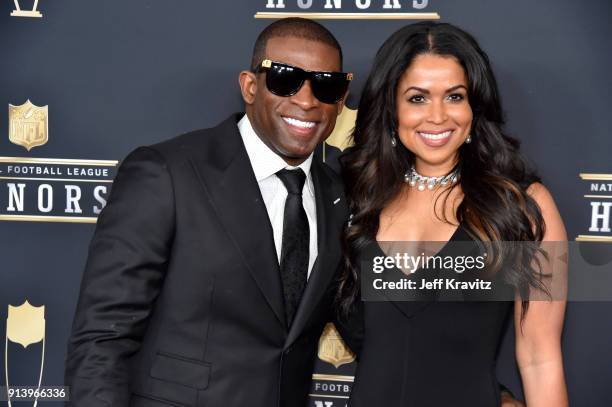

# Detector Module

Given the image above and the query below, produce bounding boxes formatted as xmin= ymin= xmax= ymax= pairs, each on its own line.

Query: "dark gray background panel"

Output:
xmin=1 ymin=1 xmax=611 ymax=405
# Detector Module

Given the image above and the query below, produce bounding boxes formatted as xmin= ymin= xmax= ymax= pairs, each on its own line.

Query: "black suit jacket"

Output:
xmin=65 ymin=114 xmax=349 ymax=407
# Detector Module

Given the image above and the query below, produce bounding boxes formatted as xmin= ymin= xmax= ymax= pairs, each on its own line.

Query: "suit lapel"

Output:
xmin=188 ymin=114 xmax=286 ymax=329
xmin=285 ymin=161 xmax=344 ymax=347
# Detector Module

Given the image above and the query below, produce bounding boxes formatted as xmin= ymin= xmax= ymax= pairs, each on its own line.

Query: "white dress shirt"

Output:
xmin=238 ymin=114 xmax=318 ymax=278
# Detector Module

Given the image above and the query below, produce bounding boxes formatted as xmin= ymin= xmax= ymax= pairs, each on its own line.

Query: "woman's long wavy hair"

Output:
xmin=337 ymin=22 xmax=547 ymax=319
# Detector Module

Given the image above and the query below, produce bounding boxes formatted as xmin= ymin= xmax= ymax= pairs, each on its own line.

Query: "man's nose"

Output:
xmin=289 ymin=80 xmax=318 ymax=110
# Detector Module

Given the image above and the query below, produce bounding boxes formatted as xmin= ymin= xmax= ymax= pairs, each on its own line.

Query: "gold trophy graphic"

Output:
xmin=8 ymin=100 xmax=49 ymax=151
xmin=4 ymin=300 xmax=46 ymax=407
xmin=323 ymin=106 xmax=356 ymax=162
xmin=10 ymin=0 xmax=43 ymax=18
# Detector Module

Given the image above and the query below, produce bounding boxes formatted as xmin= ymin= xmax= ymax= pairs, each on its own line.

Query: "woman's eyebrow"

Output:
xmin=403 ymin=86 xmax=429 ymax=95
xmin=446 ymin=84 xmax=468 ymax=93
xmin=403 ymin=84 xmax=467 ymax=95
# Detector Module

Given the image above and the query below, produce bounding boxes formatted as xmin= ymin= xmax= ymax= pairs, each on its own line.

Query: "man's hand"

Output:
xmin=501 ymin=390 xmax=526 ymax=407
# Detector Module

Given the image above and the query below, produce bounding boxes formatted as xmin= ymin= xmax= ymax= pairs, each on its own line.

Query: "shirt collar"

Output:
xmin=238 ymin=114 xmax=315 ymax=196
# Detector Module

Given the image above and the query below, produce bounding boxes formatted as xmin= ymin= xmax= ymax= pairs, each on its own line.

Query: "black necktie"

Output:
xmin=276 ymin=168 xmax=309 ymax=328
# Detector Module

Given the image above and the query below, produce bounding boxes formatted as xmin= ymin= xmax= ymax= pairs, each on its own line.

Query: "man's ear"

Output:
xmin=336 ymin=89 xmax=349 ymax=115
xmin=239 ymin=70 xmax=258 ymax=105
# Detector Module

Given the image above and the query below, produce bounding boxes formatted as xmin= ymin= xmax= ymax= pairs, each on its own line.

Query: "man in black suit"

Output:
xmin=65 ymin=18 xmax=351 ymax=407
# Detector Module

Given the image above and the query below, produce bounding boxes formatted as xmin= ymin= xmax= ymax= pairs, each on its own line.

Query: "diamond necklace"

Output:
xmin=404 ymin=165 xmax=459 ymax=191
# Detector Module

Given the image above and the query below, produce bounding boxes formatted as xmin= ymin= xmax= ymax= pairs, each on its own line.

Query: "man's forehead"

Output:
xmin=264 ymin=36 xmax=341 ymax=72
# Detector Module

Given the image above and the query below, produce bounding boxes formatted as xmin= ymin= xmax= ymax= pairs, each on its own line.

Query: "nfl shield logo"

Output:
xmin=8 ymin=100 xmax=49 ymax=151
xmin=6 ymin=300 xmax=46 ymax=348
xmin=317 ymin=322 xmax=356 ymax=368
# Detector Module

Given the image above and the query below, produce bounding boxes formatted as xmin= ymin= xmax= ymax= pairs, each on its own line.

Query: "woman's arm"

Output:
xmin=514 ymin=183 xmax=568 ymax=407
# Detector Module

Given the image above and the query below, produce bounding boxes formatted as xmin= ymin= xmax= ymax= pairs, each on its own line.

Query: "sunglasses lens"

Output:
xmin=312 ymin=73 xmax=349 ymax=104
xmin=266 ymin=64 xmax=303 ymax=97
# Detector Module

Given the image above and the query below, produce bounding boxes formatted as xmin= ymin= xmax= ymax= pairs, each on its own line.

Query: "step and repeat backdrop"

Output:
xmin=1 ymin=0 xmax=612 ymax=406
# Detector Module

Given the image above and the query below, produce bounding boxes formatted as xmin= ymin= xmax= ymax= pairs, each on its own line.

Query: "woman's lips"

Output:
xmin=417 ymin=130 xmax=453 ymax=147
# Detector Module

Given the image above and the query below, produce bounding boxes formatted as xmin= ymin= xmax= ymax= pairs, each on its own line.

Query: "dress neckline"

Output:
xmin=373 ymin=223 xmax=468 ymax=262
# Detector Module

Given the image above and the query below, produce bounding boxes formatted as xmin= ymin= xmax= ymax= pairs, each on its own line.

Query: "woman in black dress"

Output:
xmin=338 ymin=22 xmax=567 ymax=406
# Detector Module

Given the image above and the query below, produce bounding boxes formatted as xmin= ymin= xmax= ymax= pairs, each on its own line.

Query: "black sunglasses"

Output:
xmin=254 ymin=59 xmax=353 ymax=104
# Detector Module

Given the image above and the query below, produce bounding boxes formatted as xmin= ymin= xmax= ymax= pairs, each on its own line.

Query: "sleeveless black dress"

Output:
xmin=347 ymin=225 xmax=513 ymax=407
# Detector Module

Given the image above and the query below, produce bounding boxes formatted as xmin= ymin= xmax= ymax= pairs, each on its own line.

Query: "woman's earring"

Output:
xmin=391 ymin=131 xmax=398 ymax=148
xmin=465 ymin=134 xmax=472 ymax=144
